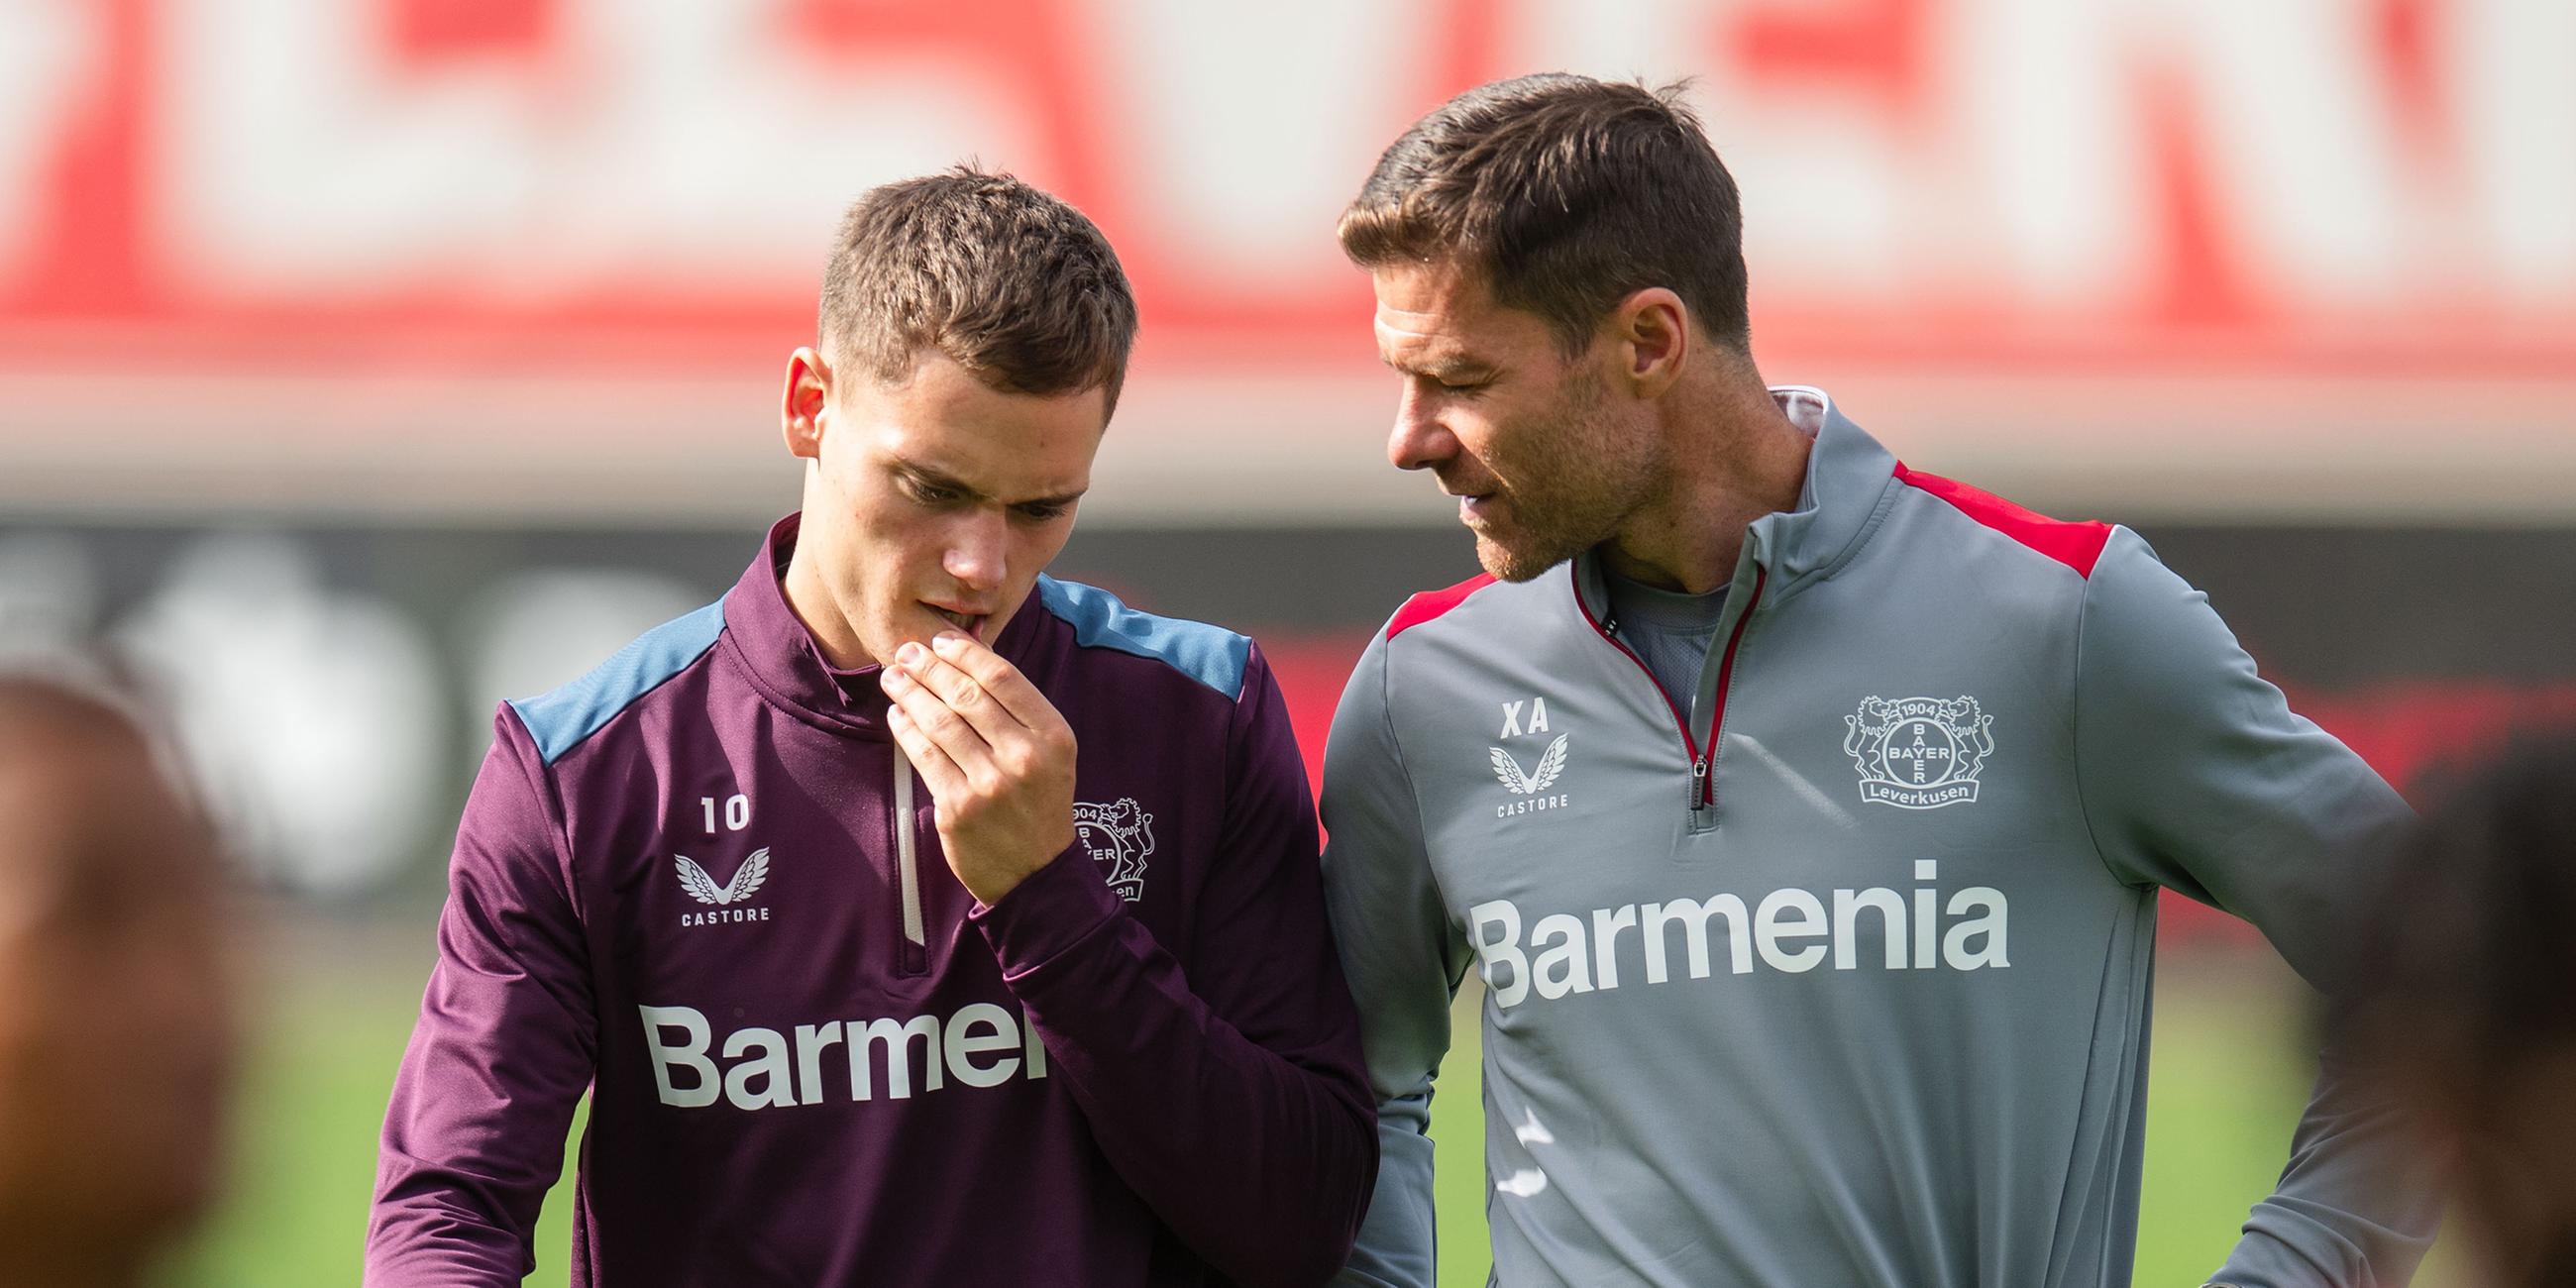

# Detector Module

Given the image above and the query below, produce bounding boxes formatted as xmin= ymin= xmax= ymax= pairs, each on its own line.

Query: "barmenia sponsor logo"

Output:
xmin=1468 ymin=860 xmax=2008 ymax=1009
xmin=639 ymin=1002 xmax=1048 ymax=1111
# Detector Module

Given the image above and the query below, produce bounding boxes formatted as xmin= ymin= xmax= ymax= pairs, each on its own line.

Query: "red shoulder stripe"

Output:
xmin=1387 ymin=573 xmax=1499 ymax=639
xmin=1893 ymin=463 xmax=2113 ymax=579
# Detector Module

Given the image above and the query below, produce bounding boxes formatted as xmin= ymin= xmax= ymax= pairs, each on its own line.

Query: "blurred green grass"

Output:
xmin=155 ymin=933 xmax=2450 ymax=1287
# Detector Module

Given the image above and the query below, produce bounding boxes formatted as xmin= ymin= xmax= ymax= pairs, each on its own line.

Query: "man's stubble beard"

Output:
xmin=1474 ymin=372 xmax=1662 ymax=583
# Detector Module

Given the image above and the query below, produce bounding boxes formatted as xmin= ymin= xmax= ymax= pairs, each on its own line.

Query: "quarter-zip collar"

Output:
xmin=1742 ymin=386 xmax=1899 ymax=602
xmin=1562 ymin=386 xmax=1897 ymax=827
xmin=721 ymin=512 xmax=1046 ymax=742
xmin=1571 ymin=385 xmax=1898 ymax=621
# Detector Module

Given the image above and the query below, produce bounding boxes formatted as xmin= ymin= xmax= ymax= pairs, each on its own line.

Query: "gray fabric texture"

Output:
xmin=1603 ymin=572 xmax=1726 ymax=712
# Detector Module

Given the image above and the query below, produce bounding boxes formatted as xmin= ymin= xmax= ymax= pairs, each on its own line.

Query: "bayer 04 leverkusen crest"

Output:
xmin=1843 ymin=696 xmax=1993 ymax=809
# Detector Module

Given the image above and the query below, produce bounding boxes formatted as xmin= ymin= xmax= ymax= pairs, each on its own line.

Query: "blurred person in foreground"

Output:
xmin=2333 ymin=732 xmax=2576 ymax=1287
xmin=0 ymin=675 xmax=236 ymax=1287
xmin=366 ymin=169 xmax=1374 ymax=1287
xmin=1318 ymin=73 xmax=2438 ymax=1288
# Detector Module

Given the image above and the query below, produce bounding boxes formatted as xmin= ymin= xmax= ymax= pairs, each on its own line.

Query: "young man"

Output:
xmin=0 ymin=675 xmax=237 ymax=1288
xmin=368 ymin=169 xmax=1374 ymax=1287
xmin=1318 ymin=75 xmax=2437 ymax=1288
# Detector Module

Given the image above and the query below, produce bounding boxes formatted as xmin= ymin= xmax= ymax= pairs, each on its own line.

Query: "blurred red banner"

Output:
xmin=2 ymin=0 xmax=2570 ymax=377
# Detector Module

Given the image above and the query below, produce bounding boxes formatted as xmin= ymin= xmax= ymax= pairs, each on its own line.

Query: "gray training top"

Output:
xmin=1604 ymin=572 xmax=1728 ymax=706
xmin=1319 ymin=388 xmax=2439 ymax=1288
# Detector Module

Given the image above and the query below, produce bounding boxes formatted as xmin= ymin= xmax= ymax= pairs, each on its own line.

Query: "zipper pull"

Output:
xmin=1691 ymin=756 xmax=1709 ymax=807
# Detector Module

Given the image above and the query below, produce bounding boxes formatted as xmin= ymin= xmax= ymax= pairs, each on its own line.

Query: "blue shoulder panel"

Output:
xmin=509 ymin=599 xmax=726 ymax=765
xmin=1034 ymin=575 xmax=1249 ymax=700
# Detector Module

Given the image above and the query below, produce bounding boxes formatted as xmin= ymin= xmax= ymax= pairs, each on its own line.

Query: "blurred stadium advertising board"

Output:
xmin=3 ymin=521 xmax=2571 ymax=904
xmin=1 ymin=0 xmax=2571 ymax=524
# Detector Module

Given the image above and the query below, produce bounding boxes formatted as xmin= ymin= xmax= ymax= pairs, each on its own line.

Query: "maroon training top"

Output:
xmin=368 ymin=515 xmax=1375 ymax=1287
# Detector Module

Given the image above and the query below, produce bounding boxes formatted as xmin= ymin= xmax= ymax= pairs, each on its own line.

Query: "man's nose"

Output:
xmin=942 ymin=510 xmax=1007 ymax=591
xmin=1388 ymin=383 xmax=1456 ymax=473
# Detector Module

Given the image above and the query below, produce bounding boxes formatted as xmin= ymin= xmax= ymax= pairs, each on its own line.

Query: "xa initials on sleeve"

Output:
xmin=1321 ymin=388 xmax=2437 ymax=1288
xmin=369 ymin=515 xmax=1375 ymax=1288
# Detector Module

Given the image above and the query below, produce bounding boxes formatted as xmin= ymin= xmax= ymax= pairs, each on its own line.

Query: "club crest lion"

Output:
xmin=1073 ymin=798 xmax=1154 ymax=903
xmin=1843 ymin=696 xmax=1994 ymax=809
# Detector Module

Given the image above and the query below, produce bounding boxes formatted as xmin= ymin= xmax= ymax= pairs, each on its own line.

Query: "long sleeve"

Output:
xmin=1318 ymin=629 xmax=1471 ymax=1288
xmin=969 ymin=641 xmax=1377 ymax=1288
xmin=366 ymin=708 xmax=596 ymax=1288
xmin=2073 ymin=528 xmax=2442 ymax=1288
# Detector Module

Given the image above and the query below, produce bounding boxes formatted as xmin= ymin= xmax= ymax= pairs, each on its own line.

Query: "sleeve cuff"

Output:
xmin=967 ymin=843 xmax=1125 ymax=977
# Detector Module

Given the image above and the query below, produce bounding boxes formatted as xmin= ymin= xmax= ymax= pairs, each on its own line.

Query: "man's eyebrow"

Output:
xmin=891 ymin=454 xmax=1087 ymax=508
xmin=1377 ymin=342 xmax=1480 ymax=372
xmin=1016 ymin=483 xmax=1090 ymax=509
xmin=890 ymin=456 xmax=989 ymax=503
xmin=1381 ymin=351 xmax=1491 ymax=378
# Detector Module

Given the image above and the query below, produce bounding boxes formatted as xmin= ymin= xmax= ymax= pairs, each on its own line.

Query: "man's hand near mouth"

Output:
xmin=879 ymin=628 xmax=1078 ymax=905
xmin=925 ymin=604 xmax=988 ymax=640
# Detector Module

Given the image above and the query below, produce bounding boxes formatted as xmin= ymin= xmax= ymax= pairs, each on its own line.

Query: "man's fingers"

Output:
xmin=925 ymin=632 xmax=1062 ymax=733
xmin=885 ymin=706 xmax=970 ymax=802
xmin=882 ymin=666 xmax=995 ymax=767
xmin=891 ymin=641 xmax=1019 ymax=744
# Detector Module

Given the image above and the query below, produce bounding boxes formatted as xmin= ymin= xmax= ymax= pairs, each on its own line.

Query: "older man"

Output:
xmin=1319 ymin=74 xmax=2437 ymax=1288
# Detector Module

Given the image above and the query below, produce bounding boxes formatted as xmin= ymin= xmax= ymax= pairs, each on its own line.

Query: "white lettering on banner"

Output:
xmin=1505 ymin=0 xmax=2561 ymax=308
xmin=1466 ymin=860 xmax=2009 ymax=1010
xmin=0 ymin=0 xmax=2557 ymax=328
xmin=641 ymin=1003 xmax=1051 ymax=1111
xmin=1640 ymin=20 xmax=1915 ymax=292
xmin=1091 ymin=0 xmax=1435 ymax=287
xmin=158 ymin=0 xmax=1034 ymax=295
xmin=2459 ymin=0 xmax=2576 ymax=299
xmin=1945 ymin=0 xmax=2154 ymax=303
xmin=0 ymin=0 xmax=98 ymax=274
xmin=159 ymin=0 xmax=544 ymax=293
xmin=2127 ymin=0 xmax=2410 ymax=303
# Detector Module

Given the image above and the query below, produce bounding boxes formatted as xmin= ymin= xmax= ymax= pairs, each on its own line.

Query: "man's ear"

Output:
xmin=1612 ymin=287 xmax=1690 ymax=398
xmin=783 ymin=347 xmax=831 ymax=461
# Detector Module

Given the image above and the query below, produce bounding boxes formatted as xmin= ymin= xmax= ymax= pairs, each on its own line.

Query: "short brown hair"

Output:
xmin=819 ymin=166 xmax=1138 ymax=415
xmin=1339 ymin=74 xmax=1751 ymax=357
